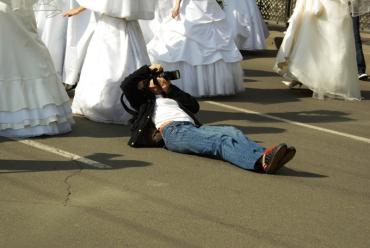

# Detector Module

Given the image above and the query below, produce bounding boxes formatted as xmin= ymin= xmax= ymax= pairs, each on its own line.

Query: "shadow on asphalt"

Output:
xmin=0 ymin=153 xmax=151 ymax=174
xmin=241 ymin=49 xmax=279 ymax=60
xmin=198 ymin=109 xmax=353 ymax=124
xmin=202 ymin=87 xmax=312 ymax=104
xmin=243 ymin=68 xmax=277 ymax=77
xmin=63 ymin=116 xmax=131 ymax=138
xmin=277 ymin=167 xmax=328 ymax=178
xmin=361 ymin=90 xmax=370 ymax=100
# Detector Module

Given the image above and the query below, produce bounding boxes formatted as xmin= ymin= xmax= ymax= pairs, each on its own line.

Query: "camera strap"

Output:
xmin=120 ymin=93 xmax=138 ymax=117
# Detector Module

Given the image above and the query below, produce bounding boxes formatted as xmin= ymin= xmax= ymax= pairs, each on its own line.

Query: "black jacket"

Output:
xmin=120 ymin=65 xmax=201 ymax=147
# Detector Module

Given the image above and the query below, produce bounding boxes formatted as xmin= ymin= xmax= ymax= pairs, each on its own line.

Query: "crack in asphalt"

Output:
xmin=63 ymin=160 xmax=83 ymax=206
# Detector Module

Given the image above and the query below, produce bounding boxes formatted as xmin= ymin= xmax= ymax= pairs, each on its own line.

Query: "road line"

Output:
xmin=14 ymin=139 xmax=112 ymax=169
xmin=205 ymin=101 xmax=370 ymax=144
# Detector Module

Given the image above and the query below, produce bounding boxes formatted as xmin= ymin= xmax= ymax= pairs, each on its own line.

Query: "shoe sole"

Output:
xmin=280 ymin=147 xmax=296 ymax=167
xmin=265 ymin=144 xmax=288 ymax=174
xmin=269 ymin=147 xmax=296 ymax=174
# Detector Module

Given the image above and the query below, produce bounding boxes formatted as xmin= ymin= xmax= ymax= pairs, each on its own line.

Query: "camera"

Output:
xmin=154 ymin=70 xmax=180 ymax=81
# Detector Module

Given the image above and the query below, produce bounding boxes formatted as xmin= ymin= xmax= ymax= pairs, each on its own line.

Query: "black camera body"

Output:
xmin=152 ymin=70 xmax=181 ymax=83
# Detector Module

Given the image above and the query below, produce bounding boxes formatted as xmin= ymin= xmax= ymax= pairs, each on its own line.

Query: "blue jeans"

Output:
xmin=162 ymin=122 xmax=265 ymax=171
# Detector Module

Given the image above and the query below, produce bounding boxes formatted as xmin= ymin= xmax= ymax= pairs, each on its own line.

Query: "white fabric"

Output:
xmin=224 ymin=0 xmax=269 ymax=50
xmin=139 ymin=19 xmax=154 ymax=43
xmin=152 ymin=96 xmax=194 ymax=129
xmin=274 ymin=0 xmax=361 ymax=100
xmin=76 ymin=0 xmax=155 ymax=20
xmin=63 ymin=0 xmax=96 ymax=85
xmin=34 ymin=0 xmax=96 ymax=84
xmin=72 ymin=15 xmax=150 ymax=124
xmin=156 ymin=61 xmax=243 ymax=97
xmin=139 ymin=0 xmax=168 ymax=44
xmin=147 ymin=0 xmax=243 ymax=97
xmin=34 ymin=0 xmax=69 ymax=79
xmin=0 ymin=1 xmax=74 ymax=138
xmin=8 ymin=0 xmax=38 ymax=9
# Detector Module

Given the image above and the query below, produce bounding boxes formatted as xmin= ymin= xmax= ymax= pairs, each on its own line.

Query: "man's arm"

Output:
xmin=120 ymin=65 xmax=152 ymax=110
xmin=167 ymin=85 xmax=200 ymax=114
xmin=155 ymin=74 xmax=199 ymax=114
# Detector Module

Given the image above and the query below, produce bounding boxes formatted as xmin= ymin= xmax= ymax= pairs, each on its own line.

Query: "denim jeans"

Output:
xmin=352 ymin=16 xmax=366 ymax=74
xmin=161 ymin=122 xmax=265 ymax=171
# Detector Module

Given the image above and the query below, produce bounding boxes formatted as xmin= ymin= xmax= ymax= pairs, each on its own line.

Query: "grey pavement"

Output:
xmin=1 ymin=30 xmax=370 ymax=248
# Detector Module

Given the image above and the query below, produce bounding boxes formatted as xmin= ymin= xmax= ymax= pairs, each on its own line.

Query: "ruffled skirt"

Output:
xmin=0 ymin=3 xmax=74 ymax=138
xmin=147 ymin=0 xmax=243 ymax=97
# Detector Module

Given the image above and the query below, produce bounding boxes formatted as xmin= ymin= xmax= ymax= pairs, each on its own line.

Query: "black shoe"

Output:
xmin=64 ymin=83 xmax=77 ymax=92
xmin=358 ymin=73 xmax=368 ymax=81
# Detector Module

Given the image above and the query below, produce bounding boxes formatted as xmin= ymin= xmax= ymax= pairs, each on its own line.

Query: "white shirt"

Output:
xmin=152 ymin=96 xmax=194 ymax=129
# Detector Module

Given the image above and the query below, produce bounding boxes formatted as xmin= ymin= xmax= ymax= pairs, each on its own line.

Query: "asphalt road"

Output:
xmin=1 ymin=30 xmax=370 ymax=248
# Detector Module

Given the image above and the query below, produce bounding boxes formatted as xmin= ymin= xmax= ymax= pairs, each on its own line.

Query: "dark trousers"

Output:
xmin=352 ymin=16 xmax=366 ymax=74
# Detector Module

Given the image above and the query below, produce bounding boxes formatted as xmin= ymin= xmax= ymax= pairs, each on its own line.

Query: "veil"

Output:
xmin=350 ymin=0 xmax=370 ymax=16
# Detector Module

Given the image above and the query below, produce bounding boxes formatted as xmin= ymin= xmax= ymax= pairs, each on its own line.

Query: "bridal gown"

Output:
xmin=0 ymin=0 xmax=74 ymax=138
xmin=224 ymin=0 xmax=269 ymax=50
xmin=34 ymin=0 xmax=69 ymax=79
xmin=34 ymin=0 xmax=96 ymax=85
xmin=274 ymin=0 xmax=361 ymax=100
xmin=71 ymin=0 xmax=154 ymax=124
xmin=147 ymin=0 xmax=243 ymax=97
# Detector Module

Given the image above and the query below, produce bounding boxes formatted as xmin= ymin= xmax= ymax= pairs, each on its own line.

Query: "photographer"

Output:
xmin=120 ymin=64 xmax=296 ymax=174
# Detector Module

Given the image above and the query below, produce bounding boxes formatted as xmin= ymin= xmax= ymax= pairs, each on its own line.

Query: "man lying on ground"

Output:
xmin=120 ymin=64 xmax=296 ymax=174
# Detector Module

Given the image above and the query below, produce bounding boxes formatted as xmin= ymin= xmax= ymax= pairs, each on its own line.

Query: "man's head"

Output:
xmin=138 ymin=76 xmax=170 ymax=95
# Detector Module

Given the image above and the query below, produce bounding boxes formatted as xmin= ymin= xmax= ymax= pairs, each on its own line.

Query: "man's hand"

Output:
xmin=149 ymin=64 xmax=163 ymax=74
xmin=63 ymin=7 xmax=86 ymax=17
xmin=157 ymin=77 xmax=171 ymax=94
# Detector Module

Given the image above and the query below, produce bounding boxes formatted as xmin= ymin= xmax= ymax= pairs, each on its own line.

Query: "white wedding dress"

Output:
xmin=224 ymin=0 xmax=269 ymax=50
xmin=71 ymin=0 xmax=154 ymax=124
xmin=274 ymin=0 xmax=361 ymax=100
xmin=34 ymin=0 xmax=96 ymax=85
xmin=62 ymin=0 xmax=96 ymax=85
xmin=147 ymin=0 xmax=243 ymax=97
xmin=34 ymin=0 xmax=69 ymax=79
xmin=0 ymin=0 xmax=74 ymax=138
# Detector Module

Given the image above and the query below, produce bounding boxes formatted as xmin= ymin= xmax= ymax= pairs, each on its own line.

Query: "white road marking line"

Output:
xmin=14 ymin=139 xmax=112 ymax=169
xmin=205 ymin=101 xmax=370 ymax=144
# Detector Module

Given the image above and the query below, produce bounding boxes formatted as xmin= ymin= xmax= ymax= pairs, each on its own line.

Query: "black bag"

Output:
xmin=121 ymin=94 xmax=164 ymax=148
